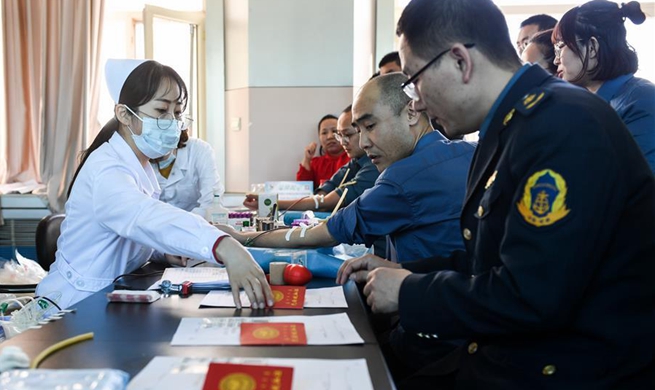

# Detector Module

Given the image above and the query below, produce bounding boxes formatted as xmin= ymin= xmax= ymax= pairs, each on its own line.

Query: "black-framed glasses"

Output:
xmin=401 ymin=43 xmax=475 ymax=100
xmin=334 ymin=130 xmax=358 ymax=143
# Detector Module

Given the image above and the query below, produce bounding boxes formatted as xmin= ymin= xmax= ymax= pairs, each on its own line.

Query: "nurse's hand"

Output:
xmin=243 ymin=194 xmax=258 ymax=210
xmin=214 ymin=236 xmax=273 ymax=309
xmin=164 ymin=253 xmax=189 ymax=267
xmin=336 ymin=254 xmax=401 ymax=285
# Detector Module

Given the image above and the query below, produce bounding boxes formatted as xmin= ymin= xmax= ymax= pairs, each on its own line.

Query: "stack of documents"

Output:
xmin=171 ymin=313 xmax=363 ymax=346
xmin=200 ymin=286 xmax=348 ymax=309
xmin=128 ymin=356 xmax=374 ymax=390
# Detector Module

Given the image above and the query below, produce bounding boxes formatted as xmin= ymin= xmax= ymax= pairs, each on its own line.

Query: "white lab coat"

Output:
xmin=36 ymin=132 xmax=225 ymax=309
xmin=152 ymin=138 xmax=224 ymax=216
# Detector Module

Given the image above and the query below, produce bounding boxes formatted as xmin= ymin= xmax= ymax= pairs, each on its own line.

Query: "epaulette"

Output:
xmin=514 ymin=88 xmax=550 ymax=117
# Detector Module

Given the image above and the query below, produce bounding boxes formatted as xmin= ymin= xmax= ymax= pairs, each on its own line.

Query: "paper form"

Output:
xmin=200 ymin=286 xmax=348 ymax=309
xmin=127 ymin=356 xmax=374 ymax=390
xmin=170 ymin=313 xmax=363 ymax=346
xmin=147 ymin=267 xmax=229 ymax=290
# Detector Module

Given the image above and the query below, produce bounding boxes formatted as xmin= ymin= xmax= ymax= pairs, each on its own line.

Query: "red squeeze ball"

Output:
xmin=283 ymin=264 xmax=312 ymax=286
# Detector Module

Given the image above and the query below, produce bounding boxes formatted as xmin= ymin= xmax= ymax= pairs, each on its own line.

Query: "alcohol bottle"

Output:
xmin=206 ymin=193 xmax=229 ymax=226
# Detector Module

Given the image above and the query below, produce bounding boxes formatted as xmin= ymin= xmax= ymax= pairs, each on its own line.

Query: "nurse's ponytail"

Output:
xmin=67 ymin=118 xmax=120 ymax=198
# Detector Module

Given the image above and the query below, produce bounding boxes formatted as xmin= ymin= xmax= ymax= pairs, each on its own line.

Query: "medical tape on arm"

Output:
xmin=285 ymin=226 xmax=299 ymax=242
xmin=284 ymin=224 xmax=311 ymax=241
xmin=312 ymin=194 xmax=325 ymax=210
xmin=299 ymin=223 xmax=309 ymax=238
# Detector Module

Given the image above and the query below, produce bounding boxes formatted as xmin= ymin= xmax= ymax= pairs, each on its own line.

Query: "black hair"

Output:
xmin=177 ymin=129 xmax=189 ymax=149
xmin=378 ymin=51 xmax=401 ymax=69
xmin=316 ymin=114 xmax=338 ymax=156
xmin=397 ymin=0 xmax=521 ymax=70
xmin=67 ymin=60 xmax=189 ymax=197
xmin=371 ymin=73 xmax=411 ymax=116
xmin=520 ymin=14 xmax=558 ymax=30
xmin=527 ymin=29 xmax=558 ymax=75
xmin=553 ymin=0 xmax=645 ymax=83
xmin=342 ymin=104 xmax=352 ymax=114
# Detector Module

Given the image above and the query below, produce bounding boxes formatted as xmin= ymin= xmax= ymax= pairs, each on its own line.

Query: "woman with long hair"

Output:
xmin=38 ymin=60 xmax=272 ymax=309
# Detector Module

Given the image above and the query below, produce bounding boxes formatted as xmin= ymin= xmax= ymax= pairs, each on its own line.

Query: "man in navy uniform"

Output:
xmin=337 ymin=0 xmax=655 ymax=388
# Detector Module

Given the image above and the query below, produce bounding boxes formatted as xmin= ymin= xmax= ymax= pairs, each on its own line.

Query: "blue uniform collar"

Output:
xmin=415 ymin=131 xmax=445 ymax=152
xmin=478 ymin=65 xmax=530 ymax=140
xmin=355 ymin=154 xmax=371 ymax=166
xmin=597 ymin=73 xmax=634 ymax=102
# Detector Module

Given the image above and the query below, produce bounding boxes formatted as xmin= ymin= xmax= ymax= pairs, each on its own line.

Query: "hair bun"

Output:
xmin=620 ymin=2 xmax=646 ymax=25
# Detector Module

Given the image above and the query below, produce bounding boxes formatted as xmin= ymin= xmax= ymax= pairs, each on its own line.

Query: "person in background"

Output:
xmin=516 ymin=14 xmax=557 ymax=54
xmin=553 ymin=0 xmax=655 ymax=173
xmin=378 ymin=51 xmax=402 ymax=74
xmin=521 ymin=29 xmax=557 ymax=74
xmin=245 ymin=105 xmax=378 ymax=212
xmin=224 ymin=73 xmax=475 ymax=264
xmin=338 ymin=0 xmax=655 ymax=387
xmin=38 ymin=59 xmax=272 ymax=310
xmin=296 ymin=114 xmax=350 ymax=190
xmin=151 ymin=129 xmax=224 ymax=216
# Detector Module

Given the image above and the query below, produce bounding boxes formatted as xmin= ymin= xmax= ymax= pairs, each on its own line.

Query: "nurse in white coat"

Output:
xmin=151 ymin=135 xmax=224 ymax=216
xmin=36 ymin=59 xmax=273 ymax=309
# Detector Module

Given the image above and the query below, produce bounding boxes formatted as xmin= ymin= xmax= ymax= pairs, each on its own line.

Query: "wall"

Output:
xmin=223 ymin=0 xmax=355 ymax=192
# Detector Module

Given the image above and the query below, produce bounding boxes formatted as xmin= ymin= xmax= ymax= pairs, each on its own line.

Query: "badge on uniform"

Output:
xmin=517 ymin=169 xmax=570 ymax=227
xmin=514 ymin=89 xmax=549 ymax=117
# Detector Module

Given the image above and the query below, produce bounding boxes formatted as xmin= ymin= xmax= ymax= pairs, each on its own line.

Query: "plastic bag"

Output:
xmin=0 ymin=251 xmax=47 ymax=285
xmin=0 ymin=292 xmax=63 ymax=339
xmin=0 ymin=369 xmax=129 ymax=390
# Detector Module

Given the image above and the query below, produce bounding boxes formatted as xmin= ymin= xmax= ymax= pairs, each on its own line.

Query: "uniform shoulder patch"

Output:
xmin=517 ymin=169 xmax=570 ymax=227
xmin=514 ymin=89 xmax=549 ymax=117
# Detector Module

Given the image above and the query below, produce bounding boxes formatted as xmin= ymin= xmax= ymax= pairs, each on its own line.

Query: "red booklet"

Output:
xmin=240 ymin=322 xmax=308 ymax=345
xmin=271 ymin=285 xmax=306 ymax=309
xmin=202 ymin=362 xmax=293 ymax=390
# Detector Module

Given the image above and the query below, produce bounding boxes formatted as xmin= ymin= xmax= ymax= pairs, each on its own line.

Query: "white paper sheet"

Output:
xmin=127 ymin=356 xmax=374 ymax=390
xmin=200 ymin=286 xmax=348 ymax=309
xmin=147 ymin=267 xmax=229 ymax=290
xmin=170 ymin=313 xmax=363 ymax=346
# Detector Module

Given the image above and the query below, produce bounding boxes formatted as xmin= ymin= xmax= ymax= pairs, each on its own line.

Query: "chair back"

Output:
xmin=35 ymin=214 xmax=65 ymax=271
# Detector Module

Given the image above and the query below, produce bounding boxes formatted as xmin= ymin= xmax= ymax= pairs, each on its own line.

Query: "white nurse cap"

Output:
xmin=105 ymin=58 xmax=147 ymax=103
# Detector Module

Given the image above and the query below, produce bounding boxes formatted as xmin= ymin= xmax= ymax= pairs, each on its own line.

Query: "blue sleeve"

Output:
xmin=326 ymin=180 xmax=414 ymax=247
xmin=334 ymin=163 xmax=379 ymax=206
xmin=318 ymin=165 xmax=347 ymax=194
xmin=618 ymin=84 xmax=655 ymax=173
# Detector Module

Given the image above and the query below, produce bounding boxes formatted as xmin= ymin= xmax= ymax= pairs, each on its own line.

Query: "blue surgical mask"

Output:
xmin=157 ymin=152 xmax=176 ymax=169
xmin=123 ymin=105 xmax=181 ymax=159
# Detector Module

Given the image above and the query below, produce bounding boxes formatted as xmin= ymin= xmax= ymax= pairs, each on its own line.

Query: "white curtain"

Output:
xmin=3 ymin=0 xmax=105 ymax=212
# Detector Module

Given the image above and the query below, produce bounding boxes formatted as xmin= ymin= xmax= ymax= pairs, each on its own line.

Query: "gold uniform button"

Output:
xmin=477 ymin=206 xmax=484 ymax=216
xmin=542 ymin=365 xmax=556 ymax=376
xmin=463 ymin=228 xmax=472 ymax=241
xmin=467 ymin=342 xmax=478 ymax=354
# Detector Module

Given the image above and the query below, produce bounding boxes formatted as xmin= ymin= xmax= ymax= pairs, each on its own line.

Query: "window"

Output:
xmin=97 ymin=0 xmax=204 ymax=140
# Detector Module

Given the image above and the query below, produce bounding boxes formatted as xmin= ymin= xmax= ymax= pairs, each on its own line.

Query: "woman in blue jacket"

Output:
xmin=553 ymin=0 xmax=655 ymax=173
